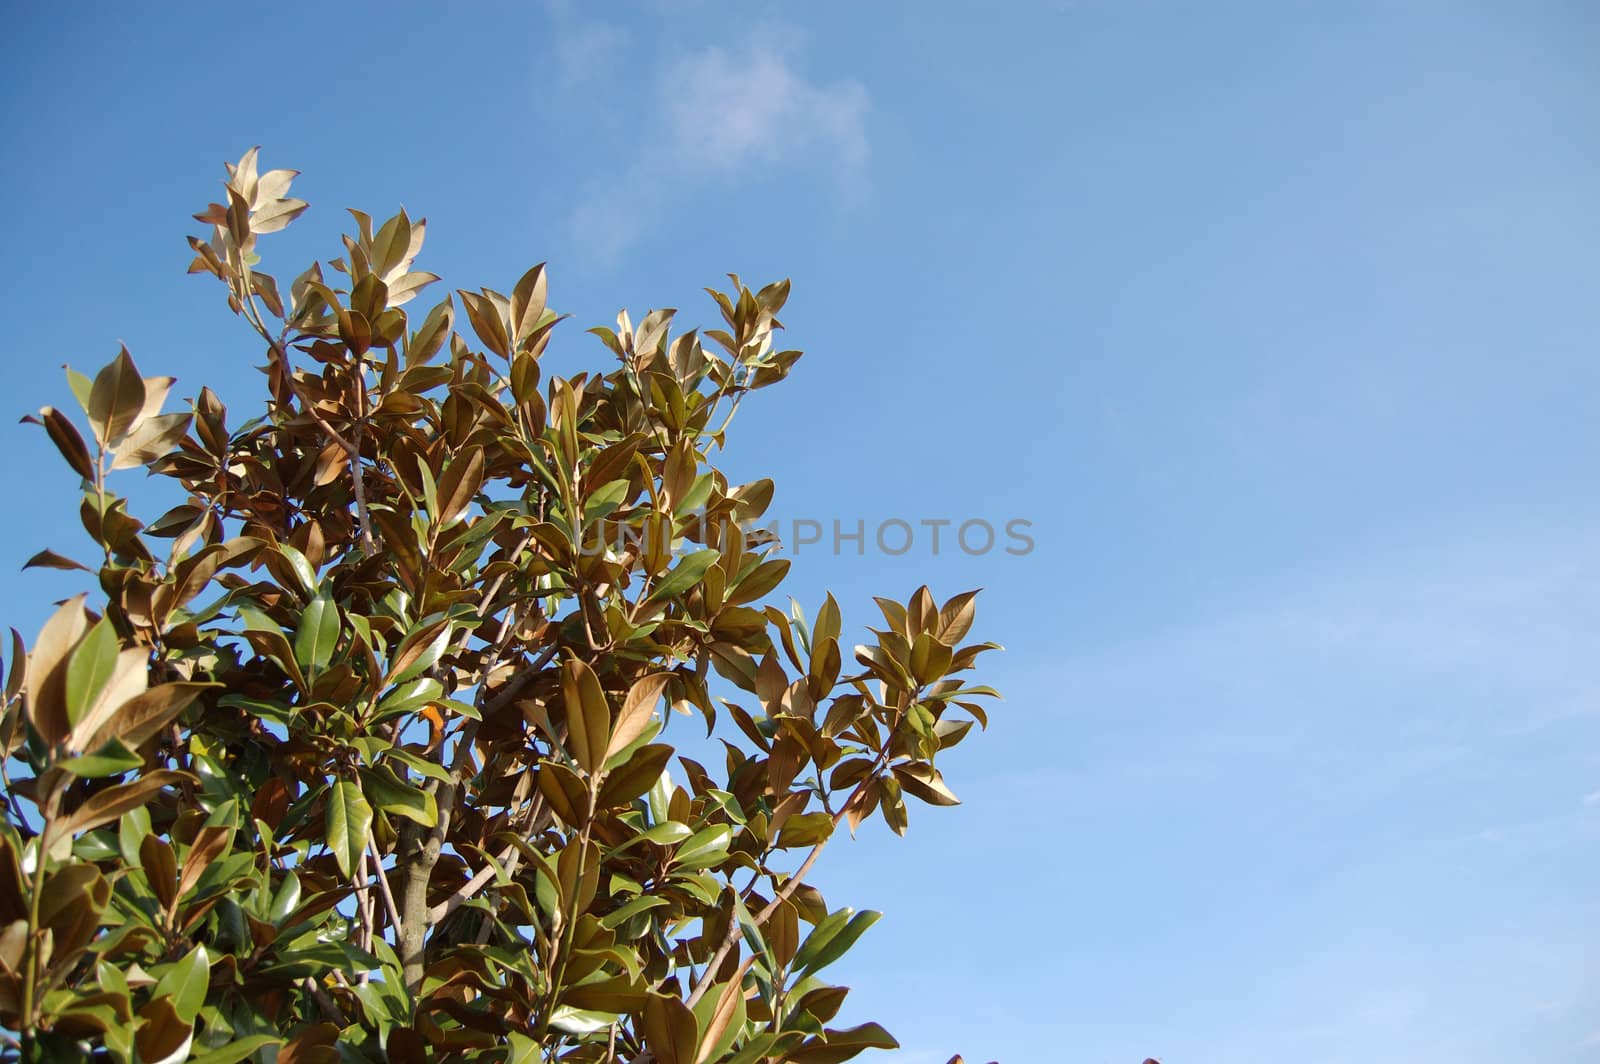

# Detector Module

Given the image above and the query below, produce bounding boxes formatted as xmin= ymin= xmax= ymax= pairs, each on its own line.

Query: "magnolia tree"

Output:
xmin=0 ymin=151 xmax=999 ymax=1063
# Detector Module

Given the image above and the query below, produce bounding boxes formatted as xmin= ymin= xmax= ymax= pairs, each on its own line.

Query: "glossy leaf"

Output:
xmin=325 ymin=779 xmax=373 ymax=878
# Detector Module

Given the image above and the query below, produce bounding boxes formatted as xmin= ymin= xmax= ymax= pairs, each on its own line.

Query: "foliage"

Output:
xmin=0 ymin=149 xmax=999 ymax=1063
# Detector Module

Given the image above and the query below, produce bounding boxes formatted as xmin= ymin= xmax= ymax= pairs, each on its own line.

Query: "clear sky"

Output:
xmin=3 ymin=2 xmax=1599 ymax=1062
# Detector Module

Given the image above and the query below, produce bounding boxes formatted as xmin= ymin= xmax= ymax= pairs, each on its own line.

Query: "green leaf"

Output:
xmin=374 ymin=677 xmax=443 ymax=721
xmin=65 ymin=365 xmax=93 ymax=412
xmin=268 ymin=871 xmax=301 ymax=924
xmin=325 ymin=780 xmax=373 ymax=879
xmin=775 ymin=811 xmax=834 ymax=849
xmin=598 ymin=895 xmax=670 ymax=930
xmin=118 ymin=806 xmax=151 ymax=866
xmin=646 ymin=549 xmax=722 ymax=603
xmin=152 ymin=945 xmax=209 ymax=1023
xmin=359 ymin=765 xmax=437 ymax=827
xmin=733 ymin=894 xmax=770 ymax=970
xmin=814 ymin=1022 xmax=898 ymax=1053
xmin=294 ymin=587 xmax=340 ymax=672
xmin=638 ymin=821 xmax=693 ymax=846
xmin=647 ymin=766 xmax=674 ymax=825
xmin=188 ymin=1036 xmax=283 ymax=1064
xmin=672 ymin=824 xmax=732 ymax=870
xmin=794 ymin=909 xmax=881 ymax=978
xmin=384 ymin=746 xmax=453 ymax=784
xmin=274 ymin=542 xmax=319 ymax=597
xmin=59 ymin=737 xmax=142 ymax=778
xmin=597 ymin=743 xmax=674 ymax=808
xmin=549 ymin=1006 xmax=620 ymax=1037
xmin=64 ymin=618 xmax=119 ymax=729
xmin=584 ymin=478 xmax=631 ymax=522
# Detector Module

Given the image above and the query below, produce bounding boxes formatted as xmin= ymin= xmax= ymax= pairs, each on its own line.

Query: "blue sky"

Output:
xmin=3 ymin=2 xmax=1599 ymax=1061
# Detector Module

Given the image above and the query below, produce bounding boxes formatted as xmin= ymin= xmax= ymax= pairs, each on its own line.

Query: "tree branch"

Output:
xmin=428 ymin=841 xmax=515 ymax=924
xmin=683 ymin=742 xmax=893 ymax=1011
xmin=368 ymin=828 xmax=403 ymax=936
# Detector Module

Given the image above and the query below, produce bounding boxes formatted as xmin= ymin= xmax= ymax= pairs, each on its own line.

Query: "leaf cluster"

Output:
xmin=0 ymin=149 xmax=1000 ymax=1064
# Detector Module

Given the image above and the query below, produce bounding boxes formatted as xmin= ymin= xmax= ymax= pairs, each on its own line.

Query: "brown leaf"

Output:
xmin=892 ymin=762 xmax=960 ymax=807
xmin=608 ymin=673 xmax=670 ymax=760
xmin=560 ymin=658 xmax=611 ymax=775
xmin=937 ymin=589 xmax=981 ymax=644
xmin=177 ymin=825 xmax=230 ymax=899
xmin=642 ymin=993 xmax=698 ymax=1064
xmin=25 ymin=594 xmax=90 ymax=747
xmin=82 ymin=682 xmax=214 ymax=757
xmin=110 ymin=412 xmax=192 ymax=470
xmin=141 ymin=834 xmax=178 ymax=912
xmin=312 ymin=439 xmax=349 ymax=486
xmin=22 ymin=549 xmax=91 ymax=573
xmin=24 ymin=406 xmax=95 ymax=480
xmin=435 ymin=446 xmax=484 ymax=529
xmin=133 ymin=995 xmax=191 ymax=1064
xmin=135 ymin=375 xmax=176 ymax=424
xmin=250 ymin=197 xmax=308 ymax=234
xmin=535 ymin=760 xmax=589 ymax=828
xmin=278 ymin=1021 xmax=338 ymax=1064
xmin=87 ymin=346 xmax=147 ymax=447
xmin=168 ymin=537 xmax=265 ymax=617
xmin=458 ymin=289 xmax=511 ymax=358
xmin=511 ymin=262 xmax=548 ymax=343
xmin=696 ymin=960 xmax=753 ymax=1064
xmin=52 ymin=769 xmax=193 ymax=841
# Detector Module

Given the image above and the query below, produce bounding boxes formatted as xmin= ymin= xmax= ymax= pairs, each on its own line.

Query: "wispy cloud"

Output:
xmin=558 ymin=27 xmax=869 ymax=264
xmin=550 ymin=20 xmax=629 ymax=87
xmin=660 ymin=44 xmax=868 ymax=178
xmin=997 ymin=531 xmax=1600 ymax=809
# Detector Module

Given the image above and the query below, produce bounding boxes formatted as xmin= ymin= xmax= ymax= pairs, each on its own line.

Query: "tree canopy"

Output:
xmin=0 ymin=149 xmax=999 ymax=1064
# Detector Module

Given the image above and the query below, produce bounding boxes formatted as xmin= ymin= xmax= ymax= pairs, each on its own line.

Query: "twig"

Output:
xmin=368 ymin=828 xmax=403 ymax=935
xmin=481 ymin=642 xmax=560 ymax=719
xmin=355 ymin=849 xmax=374 ymax=954
xmin=683 ymin=742 xmax=894 ymax=1010
xmin=428 ymin=842 xmax=515 ymax=924
xmin=302 ymin=976 xmax=346 ymax=1026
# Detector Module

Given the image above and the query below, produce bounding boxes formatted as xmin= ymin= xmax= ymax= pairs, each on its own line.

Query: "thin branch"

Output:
xmin=481 ymin=642 xmax=560 ymax=719
xmin=354 ymin=849 xmax=374 ymax=954
xmin=428 ymin=842 xmax=515 ymax=924
xmin=368 ymin=829 xmax=403 ymax=936
xmin=301 ymin=976 xmax=347 ymax=1026
xmin=684 ymin=832 xmax=831 ymax=1009
xmin=683 ymin=741 xmax=893 ymax=1010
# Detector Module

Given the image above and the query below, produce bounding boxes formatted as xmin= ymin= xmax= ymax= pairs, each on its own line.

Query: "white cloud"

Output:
xmin=559 ymin=30 xmax=869 ymax=264
xmin=551 ymin=21 xmax=629 ymax=87
xmin=662 ymin=44 xmax=868 ymax=179
xmin=1002 ymin=531 xmax=1600 ymax=802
